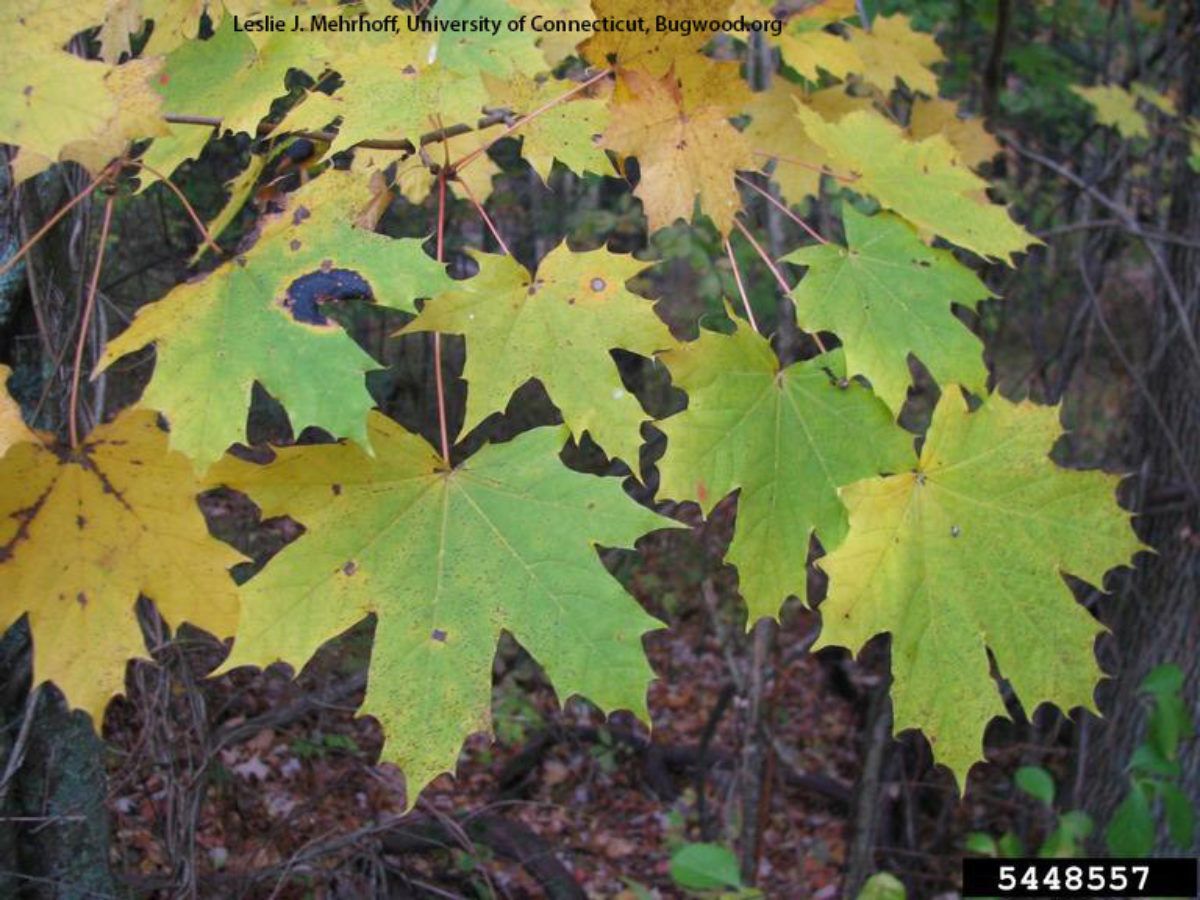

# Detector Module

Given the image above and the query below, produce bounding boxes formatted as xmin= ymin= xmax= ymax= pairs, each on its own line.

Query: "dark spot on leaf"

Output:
xmin=331 ymin=483 xmax=342 ymax=495
xmin=918 ymin=260 xmax=931 ymax=267
xmin=950 ymin=525 xmax=961 ymax=538
xmin=292 ymin=206 xmax=311 ymax=225
xmin=320 ymin=259 xmax=334 ymax=273
xmin=568 ymin=297 xmax=575 ymax=305
xmin=431 ymin=628 xmax=447 ymax=642
xmin=236 ymin=256 xmax=247 ymax=267
xmin=290 ymin=239 xmax=301 ymax=251
xmin=284 ymin=268 xmax=372 ymax=325
xmin=590 ymin=277 xmax=606 ymax=292
xmin=23 ymin=85 xmax=33 ymax=98
xmin=76 ymin=515 xmax=86 ymax=529
xmin=342 ymin=560 xmax=357 ymax=576
xmin=77 ymin=592 xmax=87 ymax=607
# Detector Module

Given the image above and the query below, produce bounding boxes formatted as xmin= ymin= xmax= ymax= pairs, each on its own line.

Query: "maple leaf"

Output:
xmin=850 ymin=14 xmax=942 ymax=96
xmin=0 ymin=0 xmax=115 ymax=163
xmin=786 ymin=205 xmax=996 ymax=414
xmin=292 ymin=34 xmax=488 ymax=156
xmin=430 ymin=0 xmax=545 ymax=78
xmin=816 ymin=391 xmax=1144 ymax=788
xmin=99 ymin=171 xmax=451 ymax=470
xmin=907 ymin=97 xmax=1000 ymax=170
xmin=776 ymin=24 xmax=862 ymax=82
xmin=13 ymin=57 xmax=169 ymax=184
xmin=0 ymin=409 xmax=242 ymax=722
xmin=741 ymin=84 xmax=872 ymax=205
xmin=655 ymin=324 xmax=912 ymax=621
xmin=483 ymin=74 xmax=613 ymax=183
xmin=210 ymin=415 xmax=673 ymax=799
xmin=511 ymin=0 xmax=595 ymax=65
xmin=794 ymin=106 xmax=1037 ymax=263
xmin=603 ymin=68 xmax=753 ymax=235
xmin=0 ymin=367 xmax=35 ymax=457
xmin=582 ymin=0 xmax=732 ymax=76
xmin=402 ymin=245 xmax=675 ymax=465
xmin=1071 ymin=84 xmax=1150 ymax=140
xmin=141 ymin=18 xmax=321 ymax=181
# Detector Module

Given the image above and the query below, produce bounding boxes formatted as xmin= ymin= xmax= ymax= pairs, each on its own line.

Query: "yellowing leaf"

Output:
xmin=655 ymin=324 xmax=912 ymax=621
xmin=851 ymin=14 xmax=942 ymax=96
xmin=210 ymin=416 xmax=672 ymax=799
xmin=908 ymin=97 xmax=999 ymax=170
xmin=1130 ymin=82 xmax=1176 ymax=117
xmin=0 ymin=0 xmax=116 ymax=163
xmin=402 ymin=245 xmax=674 ymax=465
xmin=0 ymin=367 xmax=35 ymax=456
xmin=582 ymin=0 xmax=732 ymax=76
xmin=0 ymin=409 xmax=242 ymax=722
xmin=190 ymin=150 xmax=269 ymax=263
xmin=816 ymin=391 xmax=1143 ymax=788
xmin=794 ymin=106 xmax=1037 ymax=263
xmin=483 ymin=74 xmax=612 ymax=182
xmin=1071 ymin=84 xmax=1150 ymax=140
xmin=777 ymin=25 xmax=862 ymax=82
xmin=99 ymin=172 xmax=451 ymax=470
xmin=512 ymin=0 xmax=594 ymax=65
xmin=741 ymin=84 xmax=872 ymax=204
xmin=786 ymin=206 xmax=995 ymax=413
xmin=603 ymin=69 xmax=753 ymax=234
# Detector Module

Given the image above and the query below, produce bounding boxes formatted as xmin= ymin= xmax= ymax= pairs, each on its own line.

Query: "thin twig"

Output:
xmin=724 ymin=237 xmax=759 ymax=333
xmin=129 ymin=159 xmax=222 ymax=257
xmin=752 ymin=151 xmax=858 ymax=183
xmin=457 ymin=176 xmax=511 ymax=256
xmin=69 ymin=192 xmax=115 ymax=448
xmin=733 ymin=218 xmax=828 ymax=353
xmin=0 ymin=164 xmax=113 ymax=278
xmin=433 ymin=169 xmax=451 ymax=469
xmin=735 ymin=174 xmax=827 ymax=245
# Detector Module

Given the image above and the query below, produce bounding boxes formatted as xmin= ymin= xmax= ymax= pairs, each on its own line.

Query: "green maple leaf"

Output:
xmin=431 ymin=0 xmax=545 ymax=78
xmin=210 ymin=415 xmax=673 ymax=799
xmin=402 ymin=245 xmax=676 ymax=466
xmin=786 ymin=205 xmax=996 ymax=414
xmin=794 ymin=106 xmax=1037 ymax=264
xmin=99 ymin=171 xmax=451 ymax=470
xmin=655 ymin=324 xmax=913 ymax=621
xmin=286 ymin=32 xmax=488 ymax=155
xmin=0 ymin=0 xmax=115 ymax=162
xmin=142 ymin=18 xmax=319 ymax=181
xmin=816 ymin=390 xmax=1144 ymax=787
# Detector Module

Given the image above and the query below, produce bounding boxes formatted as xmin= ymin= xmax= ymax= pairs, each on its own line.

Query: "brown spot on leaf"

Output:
xmin=331 ymin=483 xmax=342 ymax=496
xmin=23 ymin=85 xmax=33 ymax=98
xmin=431 ymin=628 xmax=447 ymax=642
xmin=590 ymin=277 xmax=606 ymax=292
xmin=290 ymin=239 xmax=302 ymax=251
xmin=342 ymin=560 xmax=357 ymax=576
xmin=76 ymin=592 xmax=87 ymax=608
xmin=292 ymin=205 xmax=311 ymax=225
xmin=320 ymin=259 xmax=333 ymax=273
xmin=696 ymin=480 xmax=709 ymax=505
xmin=76 ymin=515 xmax=86 ymax=529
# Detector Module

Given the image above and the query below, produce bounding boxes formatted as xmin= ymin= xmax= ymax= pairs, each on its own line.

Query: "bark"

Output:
xmin=1079 ymin=34 xmax=1200 ymax=847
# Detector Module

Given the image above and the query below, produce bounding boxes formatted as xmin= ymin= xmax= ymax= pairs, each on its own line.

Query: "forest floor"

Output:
xmin=100 ymin=493 xmax=1031 ymax=899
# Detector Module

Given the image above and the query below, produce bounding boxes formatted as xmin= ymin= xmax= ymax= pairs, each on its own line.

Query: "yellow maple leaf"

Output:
xmin=0 ymin=367 xmax=36 ymax=458
xmin=908 ymin=97 xmax=1000 ymax=170
xmin=603 ymin=68 xmax=753 ymax=234
xmin=777 ymin=26 xmax=862 ymax=82
xmin=582 ymin=0 xmax=733 ymax=76
xmin=1072 ymin=84 xmax=1150 ymax=140
xmin=851 ymin=14 xmax=942 ymax=96
xmin=0 ymin=410 xmax=242 ymax=722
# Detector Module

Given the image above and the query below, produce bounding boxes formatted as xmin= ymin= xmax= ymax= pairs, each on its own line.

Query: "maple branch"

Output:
xmin=724 ymin=237 xmax=760 ymax=333
xmin=457 ymin=177 xmax=511 ymax=256
xmin=69 ymin=191 xmax=116 ymax=449
xmin=433 ymin=168 xmax=452 ymax=469
xmin=733 ymin=218 xmax=827 ymax=354
xmin=452 ymin=68 xmax=613 ymax=174
xmin=0 ymin=164 xmax=114 ymax=279
xmin=735 ymin=174 xmax=827 ymax=245
xmin=752 ymin=151 xmax=858 ymax=184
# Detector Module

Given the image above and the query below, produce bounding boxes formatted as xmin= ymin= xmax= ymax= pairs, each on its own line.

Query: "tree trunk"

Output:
xmin=1079 ymin=36 xmax=1200 ymax=847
